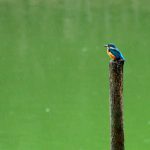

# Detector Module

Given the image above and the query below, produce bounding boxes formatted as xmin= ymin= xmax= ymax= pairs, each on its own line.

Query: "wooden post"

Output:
xmin=109 ymin=60 xmax=125 ymax=150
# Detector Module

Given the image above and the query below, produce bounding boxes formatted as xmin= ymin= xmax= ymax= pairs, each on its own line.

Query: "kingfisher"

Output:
xmin=104 ymin=43 xmax=125 ymax=61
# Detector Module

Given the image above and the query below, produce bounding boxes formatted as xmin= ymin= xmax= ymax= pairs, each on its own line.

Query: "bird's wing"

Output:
xmin=109 ymin=48 xmax=122 ymax=59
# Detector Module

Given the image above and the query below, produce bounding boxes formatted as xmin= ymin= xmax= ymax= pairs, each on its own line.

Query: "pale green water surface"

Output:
xmin=0 ymin=0 xmax=150 ymax=150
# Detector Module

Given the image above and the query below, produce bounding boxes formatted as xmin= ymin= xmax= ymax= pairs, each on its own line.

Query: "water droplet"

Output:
xmin=144 ymin=139 xmax=150 ymax=143
xmin=45 ymin=108 xmax=51 ymax=113
xmin=82 ymin=47 xmax=88 ymax=52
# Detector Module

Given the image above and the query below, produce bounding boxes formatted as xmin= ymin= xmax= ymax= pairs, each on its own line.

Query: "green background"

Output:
xmin=0 ymin=0 xmax=150 ymax=150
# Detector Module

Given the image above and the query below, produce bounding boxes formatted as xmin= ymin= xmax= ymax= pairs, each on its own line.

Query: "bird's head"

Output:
xmin=104 ymin=43 xmax=116 ymax=49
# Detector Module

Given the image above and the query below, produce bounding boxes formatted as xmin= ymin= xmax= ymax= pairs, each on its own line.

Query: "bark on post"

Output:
xmin=109 ymin=60 xmax=125 ymax=150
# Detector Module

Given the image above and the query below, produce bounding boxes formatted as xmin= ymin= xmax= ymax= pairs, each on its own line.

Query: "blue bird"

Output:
xmin=104 ymin=43 xmax=125 ymax=61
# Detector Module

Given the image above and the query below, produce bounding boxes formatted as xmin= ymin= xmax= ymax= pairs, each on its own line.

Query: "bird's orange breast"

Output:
xmin=107 ymin=49 xmax=116 ymax=60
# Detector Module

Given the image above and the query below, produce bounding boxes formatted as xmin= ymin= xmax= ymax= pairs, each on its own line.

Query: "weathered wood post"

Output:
xmin=109 ymin=60 xmax=125 ymax=150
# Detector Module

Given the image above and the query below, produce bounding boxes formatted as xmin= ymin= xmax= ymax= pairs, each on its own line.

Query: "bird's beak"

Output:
xmin=104 ymin=45 xmax=108 ymax=47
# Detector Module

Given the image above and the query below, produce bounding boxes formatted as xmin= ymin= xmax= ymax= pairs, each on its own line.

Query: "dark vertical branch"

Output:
xmin=109 ymin=60 xmax=125 ymax=150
